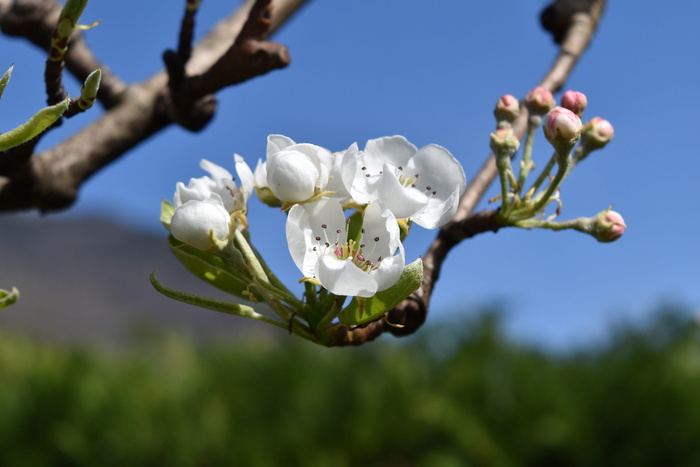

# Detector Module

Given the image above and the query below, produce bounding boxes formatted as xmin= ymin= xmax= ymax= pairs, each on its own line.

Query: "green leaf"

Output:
xmin=167 ymin=235 xmax=261 ymax=301
xmin=150 ymin=271 xmax=263 ymax=320
xmin=0 ymin=287 xmax=19 ymax=310
xmin=59 ymin=0 xmax=90 ymax=26
xmin=160 ymin=199 xmax=176 ymax=229
xmin=338 ymin=258 xmax=423 ymax=326
xmin=0 ymin=64 xmax=13 ymax=101
xmin=0 ymin=97 xmax=70 ymax=151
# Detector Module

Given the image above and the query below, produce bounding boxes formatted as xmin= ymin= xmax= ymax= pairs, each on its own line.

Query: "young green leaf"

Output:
xmin=150 ymin=271 xmax=266 ymax=321
xmin=0 ymin=97 xmax=70 ymax=151
xmin=338 ymin=258 xmax=423 ymax=326
xmin=167 ymin=235 xmax=261 ymax=301
xmin=0 ymin=64 xmax=13 ymax=100
xmin=0 ymin=287 xmax=19 ymax=310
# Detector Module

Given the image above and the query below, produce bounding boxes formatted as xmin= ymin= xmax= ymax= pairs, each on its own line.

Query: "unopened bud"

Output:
xmin=581 ymin=116 xmax=614 ymax=150
xmin=490 ymin=128 xmax=520 ymax=155
xmin=494 ymin=94 xmax=519 ymax=126
xmin=78 ymin=69 xmax=101 ymax=110
xmin=525 ymin=86 xmax=555 ymax=115
xmin=591 ymin=209 xmax=626 ymax=243
xmin=543 ymin=106 xmax=582 ymax=148
xmin=560 ymin=90 xmax=588 ymax=117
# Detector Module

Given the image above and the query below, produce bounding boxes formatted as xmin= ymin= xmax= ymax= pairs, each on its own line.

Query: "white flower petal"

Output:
xmin=364 ymin=135 xmax=417 ymax=169
xmin=171 ymin=195 xmax=230 ymax=251
xmin=266 ymin=145 xmax=320 ymax=202
xmin=267 ymin=134 xmax=295 ymax=155
xmin=286 ymin=204 xmax=314 ymax=275
xmin=304 ymin=197 xmax=348 ymax=241
xmin=173 ymin=176 xmax=215 ymax=207
xmin=173 ymin=159 xmax=242 ymax=214
xmin=412 ymin=187 xmax=461 ymax=229
xmin=200 ymin=159 xmax=233 ymax=183
xmin=376 ymin=163 xmax=429 ymax=219
xmin=360 ymin=202 xmax=397 ymax=258
xmin=371 ymin=252 xmax=405 ymax=292
xmin=316 ymin=256 xmax=378 ymax=298
xmin=234 ymin=153 xmax=254 ymax=203
xmin=409 ymin=144 xmax=466 ymax=200
xmin=253 ymin=159 xmax=268 ymax=188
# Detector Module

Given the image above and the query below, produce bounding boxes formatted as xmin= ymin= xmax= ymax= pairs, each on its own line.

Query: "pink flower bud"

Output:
xmin=543 ymin=106 xmax=583 ymax=145
xmin=525 ymin=86 xmax=555 ymax=115
xmin=593 ymin=209 xmax=626 ymax=243
xmin=581 ymin=116 xmax=614 ymax=150
xmin=494 ymin=94 xmax=519 ymax=124
xmin=490 ymin=127 xmax=520 ymax=153
xmin=560 ymin=90 xmax=588 ymax=117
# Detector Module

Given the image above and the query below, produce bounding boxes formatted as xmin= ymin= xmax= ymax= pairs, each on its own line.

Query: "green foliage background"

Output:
xmin=1 ymin=308 xmax=699 ymax=466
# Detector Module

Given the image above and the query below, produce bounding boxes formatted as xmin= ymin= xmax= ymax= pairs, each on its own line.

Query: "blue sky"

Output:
xmin=1 ymin=1 xmax=699 ymax=349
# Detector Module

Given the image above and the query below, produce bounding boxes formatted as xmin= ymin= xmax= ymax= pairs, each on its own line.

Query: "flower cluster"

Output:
xmin=255 ymin=134 xmax=466 ymax=297
xmin=159 ymin=134 xmax=465 ymax=338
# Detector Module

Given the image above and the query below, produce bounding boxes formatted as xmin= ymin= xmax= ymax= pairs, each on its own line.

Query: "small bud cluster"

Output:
xmin=489 ymin=87 xmax=624 ymax=243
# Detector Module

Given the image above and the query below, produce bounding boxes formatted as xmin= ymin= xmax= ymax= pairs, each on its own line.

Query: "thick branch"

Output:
xmin=332 ymin=0 xmax=607 ymax=346
xmin=0 ymin=0 xmax=309 ymax=212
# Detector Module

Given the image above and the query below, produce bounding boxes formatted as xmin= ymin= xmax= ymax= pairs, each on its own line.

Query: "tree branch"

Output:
xmin=330 ymin=0 xmax=607 ymax=346
xmin=0 ymin=0 xmax=309 ymax=212
xmin=0 ymin=0 xmax=126 ymax=108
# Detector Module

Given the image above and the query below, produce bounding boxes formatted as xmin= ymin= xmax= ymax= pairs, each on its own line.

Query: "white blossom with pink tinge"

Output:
xmin=286 ymin=198 xmax=405 ymax=298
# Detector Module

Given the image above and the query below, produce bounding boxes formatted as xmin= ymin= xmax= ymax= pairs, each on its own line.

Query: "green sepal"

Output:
xmin=0 ymin=287 xmax=19 ymax=310
xmin=0 ymin=97 xmax=70 ymax=151
xmin=338 ymin=258 xmax=423 ymax=326
xmin=254 ymin=186 xmax=283 ymax=208
xmin=0 ymin=65 xmax=13 ymax=100
xmin=167 ymin=235 xmax=261 ymax=301
xmin=150 ymin=271 xmax=263 ymax=320
xmin=160 ymin=199 xmax=176 ymax=229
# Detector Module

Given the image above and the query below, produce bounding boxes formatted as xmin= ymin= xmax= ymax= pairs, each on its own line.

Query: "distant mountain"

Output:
xmin=0 ymin=214 xmax=279 ymax=347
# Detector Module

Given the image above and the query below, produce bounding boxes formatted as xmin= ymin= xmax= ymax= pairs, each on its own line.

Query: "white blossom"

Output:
xmin=173 ymin=156 xmax=253 ymax=215
xmin=261 ymin=134 xmax=356 ymax=205
xmin=286 ymin=198 xmax=405 ymax=298
xmin=341 ymin=135 xmax=466 ymax=229
xmin=170 ymin=194 xmax=231 ymax=251
xmin=170 ymin=155 xmax=254 ymax=250
xmin=265 ymin=134 xmax=333 ymax=203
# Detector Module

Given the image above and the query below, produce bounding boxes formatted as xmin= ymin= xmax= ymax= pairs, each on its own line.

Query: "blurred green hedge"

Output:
xmin=0 ymin=308 xmax=699 ymax=467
